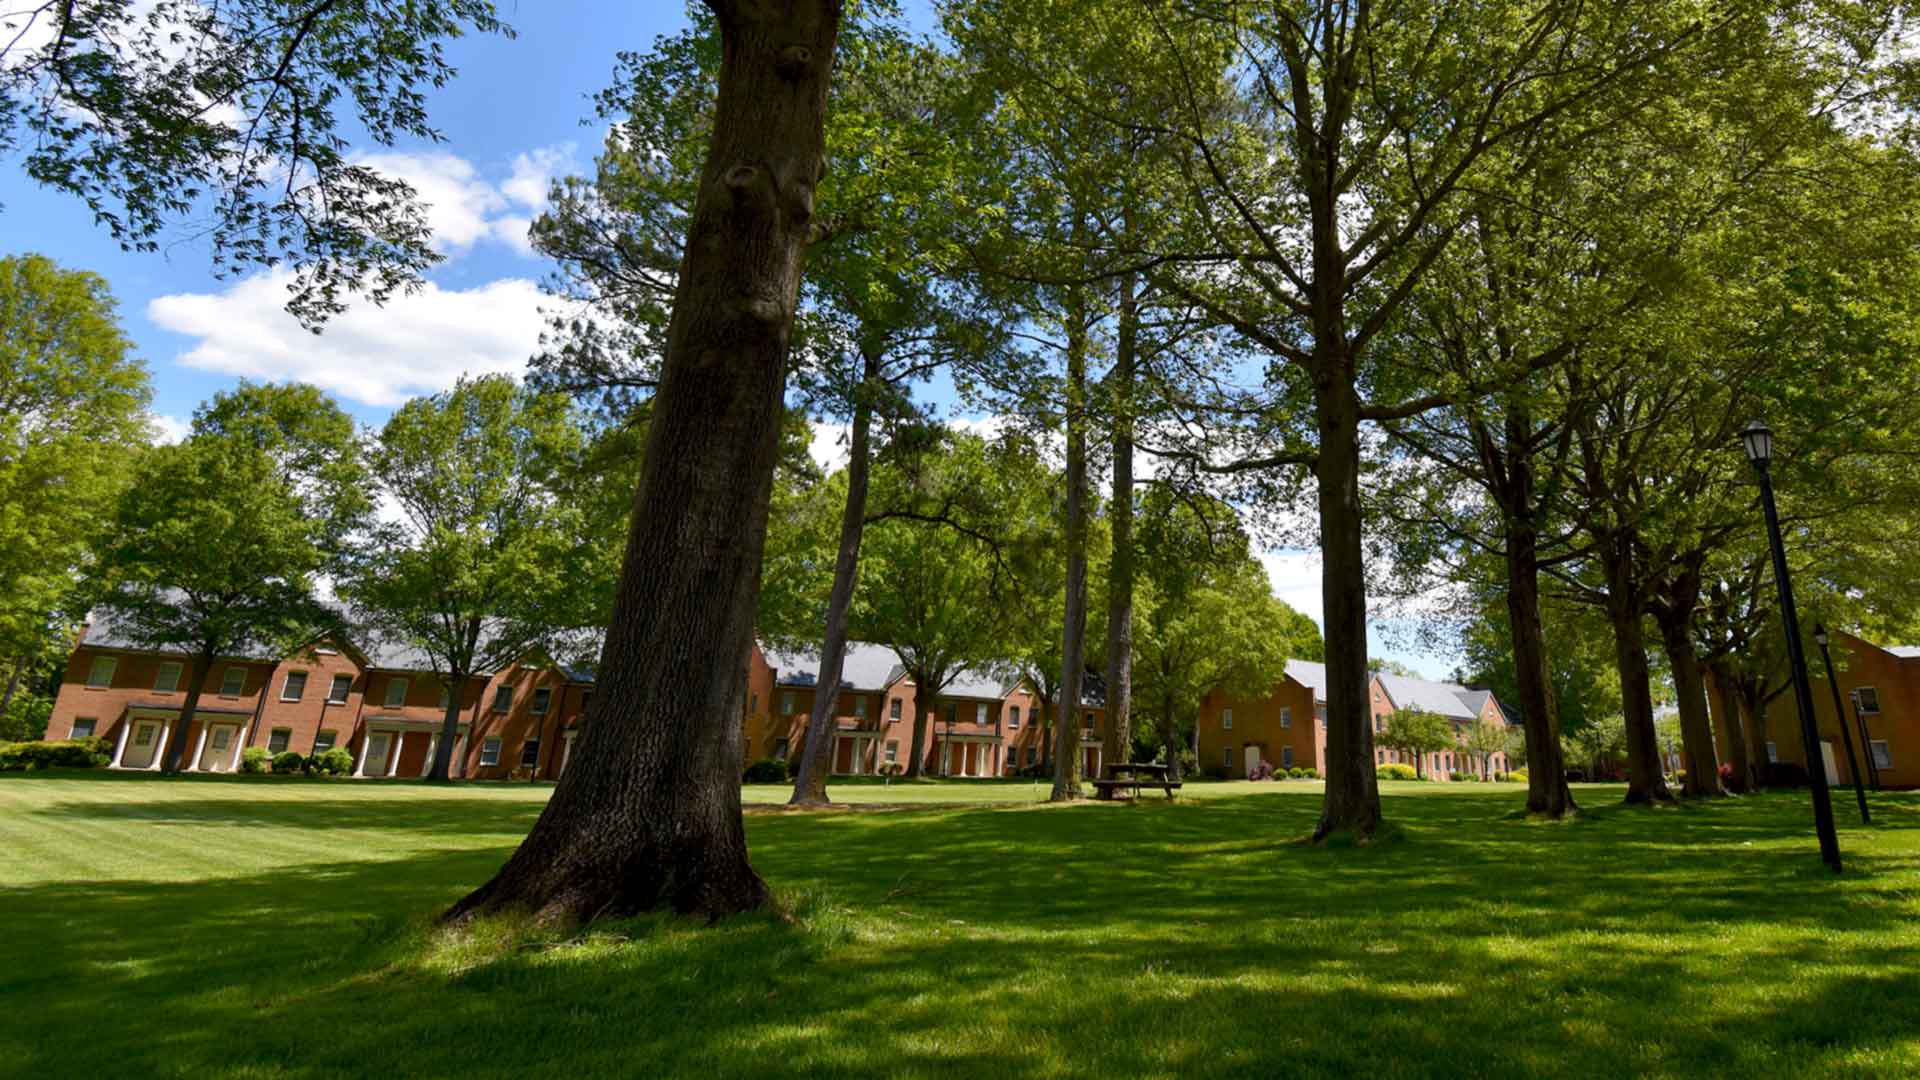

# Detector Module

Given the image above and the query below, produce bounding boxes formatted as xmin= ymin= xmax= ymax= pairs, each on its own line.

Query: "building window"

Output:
xmin=781 ymin=692 xmax=795 ymax=715
xmin=531 ymin=687 xmax=552 ymax=715
xmin=1026 ymin=746 xmax=1037 ymax=766
xmin=1374 ymin=715 xmax=1385 ymax=732
xmin=1765 ymin=742 xmax=1778 ymax=763
xmin=153 ymin=661 xmax=182 ymax=693
xmin=267 ymin=728 xmax=291 ymax=753
xmin=1223 ymin=746 xmax=1233 ymax=768
xmin=72 ymin=717 xmax=97 ymax=739
xmin=314 ymin=730 xmax=337 ymax=753
xmin=385 ymin=678 xmax=408 ymax=708
xmin=492 ymin=686 xmax=513 ymax=714
xmin=944 ymin=703 xmax=957 ymax=725
xmin=438 ymin=684 xmax=451 ymax=710
xmin=1377 ymin=750 xmax=1384 ymax=764
xmin=975 ymin=703 xmax=988 ymax=724
xmin=86 ymin=656 xmax=117 ymax=689
xmin=886 ymin=741 xmax=899 ymax=764
xmin=854 ymin=696 xmax=868 ymax=718
xmin=479 ymin=737 xmax=501 ymax=766
xmin=1283 ymin=746 xmax=1295 ymax=767
xmin=281 ymin=672 xmax=308 ymax=701
xmin=1280 ymin=707 xmax=1292 ymax=729
xmin=774 ymin=737 xmax=790 ymax=759
xmin=1222 ymin=708 xmax=1233 ymax=731
xmin=520 ymin=738 xmax=541 ymax=769
xmin=219 ymin=666 xmax=246 ymax=696
xmin=1871 ymin=740 xmax=1892 ymax=769
xmin=1856 ymin=687 xmax=1882 ymax=714
xmin=890 ymin=698 xmax=902 ymax=721
xmin=327 ymin=674 xmax=353 ymax=703
xmin=1009 ymin=706 xmax=1021 ymax=728
xmin=133 ymin=724 xmax=155 ymax=747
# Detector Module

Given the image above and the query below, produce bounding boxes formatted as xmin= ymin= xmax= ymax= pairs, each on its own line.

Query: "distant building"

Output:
xmin=1707 ymin=630 xmax=1914 ymax=788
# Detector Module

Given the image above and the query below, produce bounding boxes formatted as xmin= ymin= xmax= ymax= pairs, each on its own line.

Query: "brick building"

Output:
xmin=1708 ymin=630 xmax=1916 ymax=788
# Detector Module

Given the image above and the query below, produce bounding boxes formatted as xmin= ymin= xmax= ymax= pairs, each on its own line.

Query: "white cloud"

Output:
xmin=502 ymin=145 xmax=576 ymax=211
xmin=147 ymin=413 xmax=191 ymax=445
xmin=1259 ymin=548 xmax=1324 ymax=627
xmin=808 ymin=421 xmax=851 ymax=472
xmin=149 ymin=271 xmax=547 ymax=407
xmin=349 ymin=143 xmax=574 ymax=258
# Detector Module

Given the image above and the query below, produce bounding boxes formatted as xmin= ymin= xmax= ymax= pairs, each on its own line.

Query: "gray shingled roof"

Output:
xmin=764 ymin=641 xmax=906 ymax=691
xmin=1285 ymin=659 xmax=1329 ymax=703
xmin=1886 ymin=646 xmax=1920 ymax=659
xmin=1457 ymin=689 xmax=1494 ymax=718
xmin=80 ymin=609 xmax=283 ymax=662
xmin=944 ymin=664 xmax=1023 ymax=702
xmin=1377 ymin=672 xmax=1484 ymax=721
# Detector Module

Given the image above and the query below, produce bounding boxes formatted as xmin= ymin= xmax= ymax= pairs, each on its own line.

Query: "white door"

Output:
xmin=1244 ymin=745 xmax=1259 ymax=777
xmin=1821 ymin=741 xmax=1840 ymax=785
xmin=203 ymin=725 xmax=238 ymax=771
xmin=366 ymin=732 xmax=392 ymax=776
xmin=123 ymin=721 xmax=162 ymax=769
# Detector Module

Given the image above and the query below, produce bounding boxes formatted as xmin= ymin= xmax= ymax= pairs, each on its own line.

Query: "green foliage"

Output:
xmin=1501 ymin=770 xmax=1528 ymax=784
xmin=742 ymin=759 xmax=790 ymax=784
xmin=0 ymin=688 xmax=53 ymax=743
xmin=0 ymin=2 xmax=510 ymax=326
xmin=1378 ymin=710 xmax=1455 ymax=779
xmin=308 ymin=748 xmax=355 ymax=777
xmin=1376 ymin=764 xmax=1420 ymax=781
xmin=270 ymin=751 xmax=306 ymax=775
xmin=239 ymin=747 xmax=271 ymax=775
xmin=0 ymin=254 xmax=151 ymax=666
xmin=0 ymin=737 xmax=111 ymax=770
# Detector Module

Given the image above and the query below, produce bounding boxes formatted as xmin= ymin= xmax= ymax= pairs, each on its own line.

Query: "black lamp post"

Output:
xmin=1812 ymin=624 xmax=1870 ymax=824
xmin=1740 ymin=420 xmax=1842 ymax=873
xmin=1848 ymin=690 xmax=1882 ymax=791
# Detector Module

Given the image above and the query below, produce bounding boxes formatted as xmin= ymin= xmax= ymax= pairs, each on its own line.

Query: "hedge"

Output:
xmin=0 ymin=737 xmax=114 ymax=771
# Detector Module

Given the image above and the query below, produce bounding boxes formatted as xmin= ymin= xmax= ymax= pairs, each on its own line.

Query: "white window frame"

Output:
xmin=1856 ymin=687 xmax=1882 ymax=714
xmin=890 ymin=698 xmax=902 ymax=721
xmin=1280 ymin=706 xmax=1292 ymax=729
xmin=280 ymin=671 xmax=308 ymax=701
xmin=384 ymin=678 xmax=409 ymax=709
xmin=1222 ymin=708 xmax=1233 ymax=731
xmin=886 ymin=741 xmax=899 ymax=764
xmin=1766 ymin=741 xmax=1779 ymax=763
xmin=327 ymin=674 xmax=353 ymax=704
xmin=492 ymin=686 xmax=513 ymax=714
xmin=1009 ymin=706 xmax=1020 ymax=728
xmin=267 ymin=728 xmax=292 ymax=754
xmin=86 ymin=655 xmax=117 ymax=689
xmin=313 ymin=730 xmax=337 ymax=753
xmin=1871 ymin=740 xmax=1892 ymax=769
xmin=531 ymin=687 xmax=552 ymax=715
xmin=219 ymin=665 xmax=246 ymax=696
xmin=72 ymin=717 xmax=98 ymax=739
xmin=975 ymin=703 xmax=988 ymax=724
xmin=479 ymin=737 xmax=502 ymax=766
xmin=153 ymin=661 xmax=182 ymax=693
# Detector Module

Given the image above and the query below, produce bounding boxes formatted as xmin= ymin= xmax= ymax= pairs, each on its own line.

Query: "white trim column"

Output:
xmin=147 ymin=722 xmax=171 ymax=771
xmin=110 ymin=722 xmax=130 ymax=768
xmin=386 ymin=732 xmax=403 ymax=777
xmin=422 ymin=735 xmax=438 ymax=778
xmin=353 ymin=733 xmax=371 ymax=777
xmin=452 ymin=736 xmax=467 ymax=778
xmin=189 ymin=726 xmax=210 ymax=772
xmin=560 ymin=732 xmax=574 ymax=775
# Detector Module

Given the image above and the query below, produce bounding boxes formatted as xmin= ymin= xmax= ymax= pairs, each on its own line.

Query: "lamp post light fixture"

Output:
xmin=1740 ymin=420 xmax=1843 ymax=872
xmin=1812 ymin=623 xmax=1871 ymax=824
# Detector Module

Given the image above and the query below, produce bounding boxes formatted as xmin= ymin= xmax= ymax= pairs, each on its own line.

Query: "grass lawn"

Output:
xmin=3 ymin=774 xmax=1918 ymax=1078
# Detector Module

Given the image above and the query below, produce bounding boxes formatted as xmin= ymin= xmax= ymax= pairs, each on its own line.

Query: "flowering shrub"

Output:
xmin=1376 ymin=763 xmax=1419 ymax=781
xmin=1248 ymin=759 xmax=1276 ymax=781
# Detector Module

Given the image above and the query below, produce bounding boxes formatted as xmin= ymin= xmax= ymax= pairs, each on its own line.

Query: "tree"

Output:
xmin=92 ymin=386 xmax=364 ymax=772
xmin=1459 ymin=716 xmax=1510 ymax=782
xmin=344 ymin=376 xmax=596 ymax=783
xmin=0 ymin=254 xmax=151 ymax=718
xmin=1378 ymin=709 xmax=1453 ymax=781
xmin=1 ymin=1 xmax=508 ymax=324
xmin=448 ymin=0 xmax=846 ymax=924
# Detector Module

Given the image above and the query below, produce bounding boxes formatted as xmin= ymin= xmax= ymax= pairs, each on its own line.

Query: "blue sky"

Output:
xmin=0 ymin=2 xmax=1461 ymax=679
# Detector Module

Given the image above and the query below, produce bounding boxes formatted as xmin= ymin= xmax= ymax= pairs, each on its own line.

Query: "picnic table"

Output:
xmin=1090 ymin=761 xmax=1183 ymax=801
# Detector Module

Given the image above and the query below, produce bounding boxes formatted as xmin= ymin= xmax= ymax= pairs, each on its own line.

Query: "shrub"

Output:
xmin=1449 ymin=770 xmax=1474 ymax=783
xmin=1248 ymin=759 xmax=1275 ymax=781
xmin=1499 ymin=768 xmax=1528 ymax=783
xmin=1376 ymin=763 xmax=1419 ymax=781
xmin=308 ymin=747 xmax=355 ymax=776
xmin=742 ymin=757 xmax=789 ymax=783
xmin=1177 ymin=748 xmax=1199 ymax=779
xmin=240 ymin=746 xmax=272 ymax=774
xmin=878 ymin=761 xmax=904 ymax=779
xmin=1761 ymin=761 xmax=1809 ymax=789
xmin=1297 ymin=767 xmax=1319 ymax=779
xmin=0 ymin=737 xmax=113 ymax=771
xmin=270 ymin=750 xmax=306 ymax=774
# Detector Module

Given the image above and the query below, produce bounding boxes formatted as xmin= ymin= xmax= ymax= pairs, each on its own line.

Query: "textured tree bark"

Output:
xmin=1654 ymin=586 xmax=1725 ymax=798
xmin=1710 ymin=662 xmax=1753 ymax=793
xmin=790 ymin=353 xmax=878 ymax=806
xmin=1734 ymin=676 xmax=1770 ymax=788
xmin=905 ymin=676 xmax=934 ymax=779
xmin=445 ymin=0 xmax=841 ymax=925
xmin=0 ymin=657 xmax=21 ymax=722
xmin=1498 ymin=434 xmax=1577 ymax=817
xmin=1604 ymin=585 xmax=1671 ymax=804
xmin=160 ymin=652 xmax=212 ymax=774
xmin=1311 ymin=362 xmax=1382 ymax=840
xmin=1161 ymin=703 xmax=1182 ymax=782
xmin=1101 ymin=269 xmax=1137 ymax=774
xmin=1050 ymin=290 xmax=1091 ymax=803
xmin=425 ymin=672 xmax=467 ymax=783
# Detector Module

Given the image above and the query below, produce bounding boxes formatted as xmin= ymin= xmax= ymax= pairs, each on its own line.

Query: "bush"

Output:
xmin=1761 ymin=761 xmax=1809 ymax=789
xmin=240 ymin=746 xmax=272 ymax=774
xmin=1297 ymin=767 xmax=1319 ymax=779
xmin=0 ymin=737 xmax=113 ymax=771
xmin=1376 ymin=763 xmax=1419 ymax=781
xmin=1248 ymin=759 xmax=1275 ymax=781
xmin=270 ymin=750 xmax=306 ymax=774
xmin=1500 ymin=768 xmax=1528 ymax=783
xmin=742 ymin=757 xmax=789 ymax=783
xmin=1449 ymin=771 xmax=1474 ymax=783
xmin=307 ymin=747 xmax=355 ymax=776
xmin=1177 ymin=748 xmax=1199 ymax=779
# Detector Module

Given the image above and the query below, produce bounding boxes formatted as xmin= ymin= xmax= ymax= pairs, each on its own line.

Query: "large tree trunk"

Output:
xmin=1051 ymin=289 xmax=1091 ymax=803
xmin=426 ymin=673 xmax=466 ymax=783
xmin=446 ymin=1 xmax=840 ymax=925
xmin=1311 ymin=362 xmax=1381 ymax=840
xmin=1101 ymin=269 xmax=1137 ymax=774
xmin=790 ymin=352 xmax=878 ymax=806
xmin=1161 ymin=702 xmax=1182 ymax=782
xmin=905 ymin=679 xmax=933 ymax=779
xmin=1734 ymin=676 xmax=1769 ymax=788
xmin=0 ymin=656 xmax=21 ymax=722
xmin=1602 ymin=574 xmax=1671 ymax=804
xmin=1494 ymin=416 xmax=1576 ymax=817
xmin=1711 ymin=662 xmax=1754 ymax=793
xmin=1653 ymin=585 xmax=1724 ymax=798
xmin=161 ymin=652 xmax=212 ymax=774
